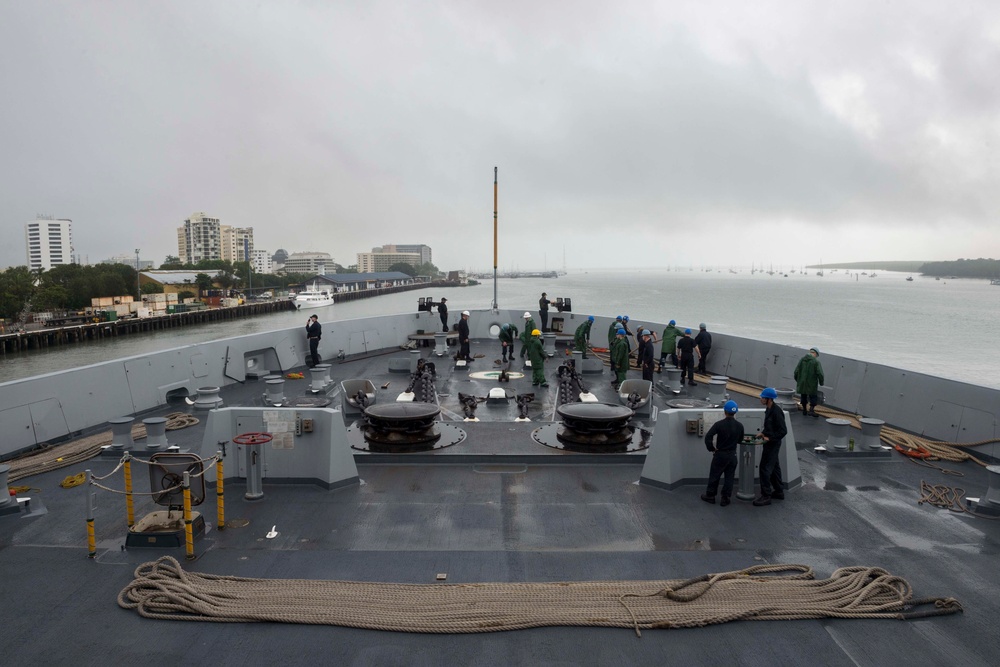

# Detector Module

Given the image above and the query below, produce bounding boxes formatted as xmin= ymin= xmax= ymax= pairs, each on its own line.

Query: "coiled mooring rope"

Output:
xmin=118 ymin=557 xmax=961 ymax=637
xmin=7 ymin=412 xmax=200 ymax=482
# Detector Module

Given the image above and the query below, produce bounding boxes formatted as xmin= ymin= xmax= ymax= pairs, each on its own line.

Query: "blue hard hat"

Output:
xmin=616 ymin=328 xmax=626 ymax=335
xmin=615 ymin=315 xmax=622 ymax=321
xmin=723 ymin=400 xmax=738 ymax=414
xmin=760 ymin=387 xmax=778 ymax=400
xmin=642 ymin=330 xmax=651 ymax=336
xmin=684 ymin=328 xmax=692 ymax=334
xmin=623 ymin=316 xmax=629 ymax=322
xmin=669 ymin=319 xmax=675 ymax=325
xmin=588 ymin=315 xmax=594 ymax=322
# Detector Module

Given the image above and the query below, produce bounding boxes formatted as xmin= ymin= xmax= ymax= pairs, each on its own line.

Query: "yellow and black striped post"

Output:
xmin=86 ymin=469 xmax=96 ymax=558
xmin=182 ymin=471 xmax=195 ymax=560
xmin=215 ymin=452 xmax=225 ymax=531
xmin=123 ymin=453 xmax=134 ymax=528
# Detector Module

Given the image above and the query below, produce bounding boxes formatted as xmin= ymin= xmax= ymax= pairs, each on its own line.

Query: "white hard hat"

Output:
xmin=522 ymin=311 xmax=531 ymax=318
xmin=462 ymin=310 xmax=470 ymax=316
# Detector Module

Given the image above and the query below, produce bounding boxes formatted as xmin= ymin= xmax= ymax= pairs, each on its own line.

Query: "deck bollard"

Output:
xmin=706 ymin=379 xmax=727 ymax=406
xmin=108 ymin=416 xmax=135 ymax=451
xmin=775 ymin=388 xmax=798 ymax=412
xmin=433 ymin=332 xmax=449 ymax=357
xmin=314 ymin=363 xmax=332 ymax=386
xmin=542 ymin=332 xmax=557 ymax=357
xmin=193 ymin=386 xmax=223 ymax=410
xmin=825 ymin=418 xmax=853 ymax=450
xmin=663 ymin=367 xmax=682 ymax=393
xmin=265 ymin=378 xmax=285 ymax=405
xmin=859 ymin=418 xmax=886 ymax=449
xmin=309 ymin=366 xmax=328 ymax=392
xmin=142 ymin=417 xmax=169 ymax=451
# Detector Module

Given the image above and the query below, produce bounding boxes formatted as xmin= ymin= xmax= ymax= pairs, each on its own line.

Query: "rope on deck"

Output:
xmin=7 ymin=412 xmax=199 ymax=482
xmin=118 ymin=557 xmax=961 ymax=636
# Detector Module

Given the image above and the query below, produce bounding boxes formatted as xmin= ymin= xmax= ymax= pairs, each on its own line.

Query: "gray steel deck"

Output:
xmin=2 ymin=339 xmax=997 ymax=666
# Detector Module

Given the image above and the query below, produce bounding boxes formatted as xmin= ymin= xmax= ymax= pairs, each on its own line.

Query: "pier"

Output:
xmin=0 ymin=300 xmax=297 ymax=354
xmin=0 ymin=281 xmax=458 ymax=354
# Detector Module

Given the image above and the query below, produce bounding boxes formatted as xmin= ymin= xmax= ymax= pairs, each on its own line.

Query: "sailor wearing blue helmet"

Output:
xmin=754 ymin=388 xmax=788 ymax=506
xmin=676 ymin=328 xmax=697 ymax=385
xmin=701 ymin=400 xmax=745 ymax=506
xmin=659 ymin=319 xmax=683 ymax=371
xmin=574 ymin=316 xmax=595 ymax=359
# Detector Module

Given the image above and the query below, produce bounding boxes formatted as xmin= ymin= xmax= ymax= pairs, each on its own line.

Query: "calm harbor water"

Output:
xmin=2 ymin=269 xmax=998 ymax=388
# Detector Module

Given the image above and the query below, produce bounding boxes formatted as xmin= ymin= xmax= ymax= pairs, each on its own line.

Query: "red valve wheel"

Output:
xmin=232 ymin=432 xmax=273 ymax=445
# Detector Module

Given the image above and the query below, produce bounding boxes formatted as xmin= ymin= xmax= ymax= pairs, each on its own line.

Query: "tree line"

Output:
xmin=1 ymin=258 xmax=443 ymax=321
xmin=917 ymin=258 xmax=1000 ymax=278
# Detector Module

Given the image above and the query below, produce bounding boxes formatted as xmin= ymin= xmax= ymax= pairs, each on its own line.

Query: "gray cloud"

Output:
xmin=2 ymin=1 xmax=998 ymax=271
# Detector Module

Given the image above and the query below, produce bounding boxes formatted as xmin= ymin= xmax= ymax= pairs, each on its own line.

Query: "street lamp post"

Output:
xmin=135 ymin=249 xmax=140 ymax=300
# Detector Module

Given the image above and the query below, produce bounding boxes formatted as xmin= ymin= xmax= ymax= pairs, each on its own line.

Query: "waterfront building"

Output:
xmin=139 ymin=270 xmax=222 ymax=295
xmin=358 ymin=250 xmax=422 ymax=273
xmin=251 ymin=249 xmax=273 ymax=274
xmin=373 ymin=244 xmax=432 ymax=265
xmin=99 ymin=254 xmax=155 ymax=270
xmin=298 ymin=271 xmax=419 ymax=293
xmin=25 ymin=217 xmax=74 ymax=271
xmin=221 ymin=226 xmax=254 ymax=263
xmin=176 ymin=212 xmax=222 ymax=264
xmin=283 ymin=252 xmax=334 ymax=274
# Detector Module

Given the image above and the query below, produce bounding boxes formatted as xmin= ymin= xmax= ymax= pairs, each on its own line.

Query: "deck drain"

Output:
xmin=225 ymin=518 xmax=250 ymax=528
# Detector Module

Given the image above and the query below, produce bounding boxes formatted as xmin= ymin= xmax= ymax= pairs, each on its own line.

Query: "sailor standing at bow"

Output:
xmin=305 ymin=315 xmax=322 ymax=367
xmin=754 ymin=387 xmax=788 ymax=506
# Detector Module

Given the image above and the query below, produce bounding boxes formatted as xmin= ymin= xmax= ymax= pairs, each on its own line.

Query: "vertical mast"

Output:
xmin=492 ymin=166 xmax=498 ymax=311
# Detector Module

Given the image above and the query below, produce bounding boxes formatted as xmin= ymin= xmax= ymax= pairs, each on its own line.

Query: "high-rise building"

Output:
xmin=358 ymin=250 xmax=422 ymax=273
xmin=176 ymin=212 xmax=221 ymax=264
xmin=25 ymin=217 xmax=73 ymax=271
xmin=373 ymin=244 xmax=432 ymax=265
xmin=221 ymin=226 xmax=254 ymax=263
xmin=251 ymin=249 xmax=273 ymax=274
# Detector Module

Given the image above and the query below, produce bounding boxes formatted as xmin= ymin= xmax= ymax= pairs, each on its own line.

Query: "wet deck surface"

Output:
xmin=2 ymin=338 xmax=999 ymax=665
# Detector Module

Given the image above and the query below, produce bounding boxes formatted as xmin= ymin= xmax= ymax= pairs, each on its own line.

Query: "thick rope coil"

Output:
xmin=6 ymin=412 xmax=200 ymax=482
xmin=117 ymin=557 xmax=961 ymax=636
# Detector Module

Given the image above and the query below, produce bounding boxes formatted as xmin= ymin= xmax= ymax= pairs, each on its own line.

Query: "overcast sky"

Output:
xmin=2 ymin=1 xmax=999 ymax=272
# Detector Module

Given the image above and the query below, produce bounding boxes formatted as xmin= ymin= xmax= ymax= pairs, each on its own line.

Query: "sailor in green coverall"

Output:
xmin=525 ymin=329 xmax=548 ymax=387
xmin=607 ymin=315 xmax=623 ymax=348
xmin=519 ymin=312 xmax=536 ymax=358
xmin=660 ymin=319 xmax=683 ymax=370
xmin=794 ymin=347 xmax=825 ymax=416
xmin=574 ymin=316 xmax=594 ymax=358
xmin=611 ymin=327 xmax=629 ymax=390
xmin=498 ymin=323 xmax=519 ymax=363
